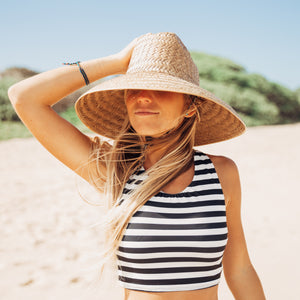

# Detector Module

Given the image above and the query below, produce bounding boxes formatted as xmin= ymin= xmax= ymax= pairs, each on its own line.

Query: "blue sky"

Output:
xmin=1 ymin=0 xmax=299 ymax=89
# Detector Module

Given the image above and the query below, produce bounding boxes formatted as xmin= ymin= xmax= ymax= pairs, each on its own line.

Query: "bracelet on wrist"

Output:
xmin=62 ymin=61 xmax=90 ymax=86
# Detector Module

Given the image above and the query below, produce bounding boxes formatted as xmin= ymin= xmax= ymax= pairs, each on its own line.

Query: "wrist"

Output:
xmin=80 ymin=55 xmax=123 ymax=83
xmin=109 ymin=54 xmax=125 ymax=74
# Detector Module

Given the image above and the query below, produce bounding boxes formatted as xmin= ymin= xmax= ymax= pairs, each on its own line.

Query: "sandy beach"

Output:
xmin=1 ymin=123 xmax=299 ymax=300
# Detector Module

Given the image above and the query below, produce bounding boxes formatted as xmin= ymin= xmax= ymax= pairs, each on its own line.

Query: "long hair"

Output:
xmin=86 ymin=94 xmax=201 ymax=277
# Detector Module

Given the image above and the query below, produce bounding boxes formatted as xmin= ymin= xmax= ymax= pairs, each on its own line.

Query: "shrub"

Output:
xmin=295 ymin=88 xmax=300 ymax=105
xmin=190 ymin=52 xmax=245 ymax=73
xmin=0 ymin=76 xmax=19 ymax=121
xmin=200 ymin=79 xmax=280 ymax=125
xmin=191 ymin=51 xmax=300 ymax=125
xmin=265 ymin=83 xmax=300 ymax=120
xmin=0 ymin=67 xmax=38 ymax=80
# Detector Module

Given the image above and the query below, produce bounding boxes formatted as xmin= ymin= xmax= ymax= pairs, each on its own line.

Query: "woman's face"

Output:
xmin=125 ymin=89 xmax=186 ymax=137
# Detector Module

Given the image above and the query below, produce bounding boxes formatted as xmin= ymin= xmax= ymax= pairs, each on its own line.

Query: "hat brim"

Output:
xmin=75 ymin=72 xmax=246 ymax=146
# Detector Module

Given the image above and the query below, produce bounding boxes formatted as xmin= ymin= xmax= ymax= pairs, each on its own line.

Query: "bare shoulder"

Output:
xmin=206 ymin=153 xmax=238 ymax=175
xmin=205 ymin=153 xmax=241 ymax=206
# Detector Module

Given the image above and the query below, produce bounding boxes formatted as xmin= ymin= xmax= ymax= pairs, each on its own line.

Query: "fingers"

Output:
xmin=116 ymin=33 xmax=153 ymax=74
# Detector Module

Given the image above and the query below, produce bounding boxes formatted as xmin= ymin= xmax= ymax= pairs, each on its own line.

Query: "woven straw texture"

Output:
xmin=75 ymin=32 xmax=246 ymax=146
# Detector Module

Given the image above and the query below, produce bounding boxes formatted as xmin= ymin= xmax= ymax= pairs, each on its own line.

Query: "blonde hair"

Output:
xmin=87 ymin=94 xmax=201 ymax=279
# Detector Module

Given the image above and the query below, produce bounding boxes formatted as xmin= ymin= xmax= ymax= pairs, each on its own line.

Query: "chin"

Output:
xmin=136 ymin=130 xmax=168 ymax=139
xmin=132 ymin=126 xmax=161 ymax=137
xmin=136 ymin=131 xmax=159 ymax=137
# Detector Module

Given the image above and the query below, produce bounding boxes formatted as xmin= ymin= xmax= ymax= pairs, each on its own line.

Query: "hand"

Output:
xmin=114 ymin=37 xmax=138 ymax=74
xmin=114 ymin=33 xmax=151 ymax=74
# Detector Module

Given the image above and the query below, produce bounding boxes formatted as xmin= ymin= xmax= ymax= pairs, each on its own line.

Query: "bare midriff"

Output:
xmin=124 ymin=285 xmax=218 ymax=300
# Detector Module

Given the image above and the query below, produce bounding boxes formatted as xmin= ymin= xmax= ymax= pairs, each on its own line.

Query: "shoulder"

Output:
xmin=205 ymin=153 xmax=238 ymax=176
xmin=203 ymin=152 xmax=241 ymax=206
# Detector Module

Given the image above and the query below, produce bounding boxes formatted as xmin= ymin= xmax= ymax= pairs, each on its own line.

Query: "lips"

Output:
xmin=134 ymin=111 xmax=159 ymax=116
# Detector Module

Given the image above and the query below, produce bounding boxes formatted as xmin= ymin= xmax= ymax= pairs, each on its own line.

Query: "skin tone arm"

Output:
xmin=209 ymin=155 xmax=266 ymax=300
xmin=8 ymin=38 xmax=137 ymax=182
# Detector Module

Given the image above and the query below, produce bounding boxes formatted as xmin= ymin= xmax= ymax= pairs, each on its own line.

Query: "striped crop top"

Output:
xmin=117 ymin=150 xmax=228 ymax=292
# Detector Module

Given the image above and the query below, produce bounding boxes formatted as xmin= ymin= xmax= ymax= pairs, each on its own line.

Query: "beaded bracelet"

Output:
xmin=62 ymin=61 xmax=90 ymax=85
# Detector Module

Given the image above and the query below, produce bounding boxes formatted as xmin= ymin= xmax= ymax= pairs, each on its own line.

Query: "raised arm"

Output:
xmin=8 ymin=38 xmax=137 ymax=182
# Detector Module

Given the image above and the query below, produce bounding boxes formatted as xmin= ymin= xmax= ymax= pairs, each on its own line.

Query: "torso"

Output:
xmin=119 ymin=151 xmax=230 ymax=300
xmin=124 ymin=285 xmax=218 ymax=300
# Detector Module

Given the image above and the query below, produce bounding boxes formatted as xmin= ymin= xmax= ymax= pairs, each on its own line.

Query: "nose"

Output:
xmin=136 ymin=90 xmax=152 ymax=104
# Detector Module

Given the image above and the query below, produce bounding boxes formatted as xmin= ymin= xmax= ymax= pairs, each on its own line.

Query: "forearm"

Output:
xmin=226 ymin=264 xmax=266 ymax=300
xmin=8 ymin=54 xmax=122 ymax=108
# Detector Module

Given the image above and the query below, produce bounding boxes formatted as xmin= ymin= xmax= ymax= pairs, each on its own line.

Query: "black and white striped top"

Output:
xmin=117 ymin=150 xmax=228 ymax=292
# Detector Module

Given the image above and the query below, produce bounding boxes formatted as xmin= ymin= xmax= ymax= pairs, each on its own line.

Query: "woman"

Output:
xmin=8 ymin=32 xmax=266 ymax=299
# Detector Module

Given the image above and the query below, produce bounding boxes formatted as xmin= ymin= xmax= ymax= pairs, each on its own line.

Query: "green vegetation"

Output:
xmin=191 ymin=52 xmax=300 ymax=126
xmin=0 ymin=67 xmax=93 ymax=140
xmin=0 ymin=76 xmax=20 ymax=121
xmin=0 ymin=121 xmax=32 ymax=140
xmin=59 ymin=106 xmax=93 ymax=134
xmin=1 ymin=53 xmax=300 ymax=140
xmin=0 ymin=106 xmax=92 ymax=141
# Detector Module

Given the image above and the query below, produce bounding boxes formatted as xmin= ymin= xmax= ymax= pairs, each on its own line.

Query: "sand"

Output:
xmin=0 ymin=123 xmax=299 ymax=300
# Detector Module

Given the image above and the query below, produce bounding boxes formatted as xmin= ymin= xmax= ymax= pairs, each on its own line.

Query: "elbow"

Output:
xmin=7 ymin=85 xmax=31 ymax=119
xmin=8 ymin=83 xmax=29 ymax=109
xmin=8 ymin=84 xmax=21 ymax=107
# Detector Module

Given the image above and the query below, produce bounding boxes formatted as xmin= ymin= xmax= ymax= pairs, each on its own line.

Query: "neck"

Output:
xmin=143 ymin=146 xmax=167 ymax=170
xmin=140 ymin=123 xmax=186 ymax=169
xmin=142 ymin=132 xmax=182 ymax=170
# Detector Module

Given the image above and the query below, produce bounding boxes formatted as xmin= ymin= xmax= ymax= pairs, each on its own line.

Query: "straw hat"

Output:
xmin=75 ymin=32 xmax=246 ymax=146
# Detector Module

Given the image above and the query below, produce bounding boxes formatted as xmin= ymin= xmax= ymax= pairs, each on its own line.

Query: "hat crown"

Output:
xmin=127 ymin=32 xmax=200 ymax=86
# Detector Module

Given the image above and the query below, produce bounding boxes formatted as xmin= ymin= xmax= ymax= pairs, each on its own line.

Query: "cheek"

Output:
xmin=125 ymin=99 xmax=138 ymax=128
xmin=165 ymin=101 xmax=185 ymax=120
xmin=125 ymin=97 xmax=134 ymax=114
